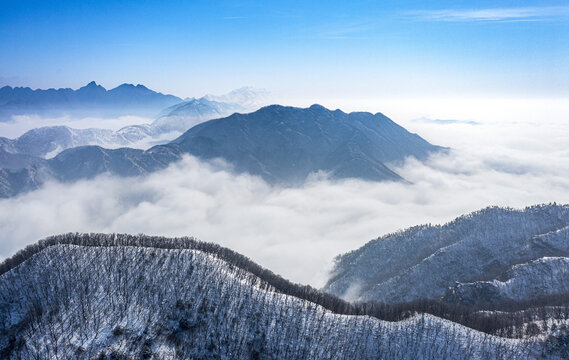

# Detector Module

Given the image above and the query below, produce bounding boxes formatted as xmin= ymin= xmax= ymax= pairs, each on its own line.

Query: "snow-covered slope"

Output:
xmin=0 ymin=234 xmax=549 ymax=359
xmin=0 ymin=126 xmax=145 ymax=161
xmin=0 ymin=89 xmax=268 ymax=165
xmin=203 ymin=86 xmax=270 ymax=109
xmin=324 ymin=204 xmax=569 ymax=305
xmin=444 ymin=256 xmax=569 ymax=305
xmin=151 ymin=97 xmax=245 ymax=133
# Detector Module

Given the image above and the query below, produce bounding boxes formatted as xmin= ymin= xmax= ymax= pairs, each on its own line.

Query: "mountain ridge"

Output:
xmin=324 ymin=204 xmax=569 ymax=306
xmin=0 ymin=88 xmax=270 ymax=162
xmin=0 ymin=104 xmax=445 ymax=197
xmin=0 ymin=233 xmax=557 ymax=359
xmin=170 ymin=103 xmax=443 ymax=184
xmin=0 ymin=81 xmax=183 ymax=120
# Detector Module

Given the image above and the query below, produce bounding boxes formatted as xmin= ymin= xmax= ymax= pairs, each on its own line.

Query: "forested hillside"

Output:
xmin=325 ymin=204 xmax=569 ymax=305
xmin=1 ymin=233 xmax=560 ymax=359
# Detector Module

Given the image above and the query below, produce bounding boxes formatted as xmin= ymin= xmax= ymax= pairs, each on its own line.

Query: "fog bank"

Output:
xmin=1 ymin=99 xmax=568 ymax=287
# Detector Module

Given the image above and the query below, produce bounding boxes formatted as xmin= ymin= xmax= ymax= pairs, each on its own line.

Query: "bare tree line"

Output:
xmin=1 ymin=232 xmax=568 ymax=344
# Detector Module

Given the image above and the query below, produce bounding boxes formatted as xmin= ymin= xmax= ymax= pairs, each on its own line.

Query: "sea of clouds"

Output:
xmin=1 ymin=98 xmax=568 ymax=286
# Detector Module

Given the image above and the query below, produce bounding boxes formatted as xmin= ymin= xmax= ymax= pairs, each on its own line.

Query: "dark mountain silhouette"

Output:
xmin=0 ymin=81 xmax=182 ymax=120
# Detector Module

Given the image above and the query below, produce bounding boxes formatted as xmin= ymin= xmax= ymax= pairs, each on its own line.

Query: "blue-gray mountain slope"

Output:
xmin=0 ymin=105 xmax=444 ymax=197
xmin=170 ymin=104 xmax=443 ymax=184
xmin=0 ymin=98 xmax=248 ymax=164
xmin=0 ymin=81 xmax=182 ymax=120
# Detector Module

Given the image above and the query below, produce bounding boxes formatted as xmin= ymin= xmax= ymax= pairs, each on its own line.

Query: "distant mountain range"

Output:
xmin=0 ymin=104 xmax=444 ymax=197
xmin=0 ymin=81 xmax=183 ymax=119
xmin=0 ymin=233 xmax=553 ymax=359
xmin=0 ymin=87 xmax=270 ymax=162
xmin=324 ymin=204 xmax=569 ymax=307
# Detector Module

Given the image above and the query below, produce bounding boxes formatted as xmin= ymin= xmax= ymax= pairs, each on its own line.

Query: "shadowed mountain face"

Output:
xmin=0 ymin=104 xmax=444 ymax=197
xmin=171 ymin=104 xmax=444 ymax=184
xmin=0 ymin=81 xmax=182 ymax=120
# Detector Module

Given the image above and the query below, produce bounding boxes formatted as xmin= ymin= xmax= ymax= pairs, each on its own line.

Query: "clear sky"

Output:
xmin=1 ymin=0 xmax=568 ymax=100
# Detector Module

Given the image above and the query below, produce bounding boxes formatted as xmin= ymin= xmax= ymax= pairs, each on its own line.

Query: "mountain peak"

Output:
xmin=172 ymin=104 xmax=443 ymax=184
xmin=116 ymin=83 xmax=136 ymax=89
xmin=111 ymin=83 xmax=153 ymax=94
xmin=203 ymin=86 xmax=271 ymax=110
xmin=78 ymin=81 xmax=105 ymax=92
xmin=309 ymin=104 xmax=329 ymax=112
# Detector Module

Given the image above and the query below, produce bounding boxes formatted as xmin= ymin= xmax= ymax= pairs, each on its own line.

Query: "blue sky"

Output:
xmin=1 ymin=0 xmax=568 ymax=99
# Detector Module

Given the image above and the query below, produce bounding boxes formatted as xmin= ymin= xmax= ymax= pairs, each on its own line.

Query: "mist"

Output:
xmin=1 ymin=98 xmax=569 ymax=287
xmin=0 ymin=114 xmax=154 ymax=138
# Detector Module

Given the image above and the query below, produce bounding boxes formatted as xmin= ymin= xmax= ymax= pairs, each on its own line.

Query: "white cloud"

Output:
xmin=1 ymin=98 xmax=569 ymax=288
xmin=408 ymin=6 xmax=569 ymax=22
xmin=0 ymin=114 xmax=153 ymax=138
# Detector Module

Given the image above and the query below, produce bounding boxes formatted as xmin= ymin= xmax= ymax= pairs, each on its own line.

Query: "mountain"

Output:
xmin=0 ymin=88 xmax=270 ymax=163
xmin=0 ymin=105 xmax=444 ymax=197
xmin=0 ymin=233 xmax=553 ymax=359
xmin=443 ymin=256 xmax=569 ymax=305
xmin=323 ymin=204 xmax=569 ymax=306
xmin=0 ymin=140 xmax=46 ymax=170
xmin=48 ymin=146 xmax=175 ymax=181
xmin=0 ymin=126 xmax=141 ymax=161
xmin=0 ymin=124 xmax=165 ymax=169
xmin=171 ymin=104 xmax=444 ymax=184
xmin=203 ymin=86 xmax=270 ymax=109
xmin=0 ymin=82 xmax=182 ymax=120
xmin=152 ymin=97 xmax=245 ymax=133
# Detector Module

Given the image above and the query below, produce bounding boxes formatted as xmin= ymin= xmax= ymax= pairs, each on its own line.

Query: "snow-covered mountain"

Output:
xmin=0 ymin=104 xmax=444 ymax=196
xmin=0 ymin=126 xmax=146 ymax=162
xmin=0 ymin=233 xmax=556 ymax=359
xmin=444 ymin=256 xmax=569 ymax=305
xmin=151 ymin=97 xmax=245 ymax=133
xmin=324 ymin=204 xmax=569 ymax=306
xmin=203 ymin=86 xmax=270 ymax=110
xmin=0 ymin=88 xmax=269 ymax=165
xmin=0 ymin=82 xmax=182 ymax=120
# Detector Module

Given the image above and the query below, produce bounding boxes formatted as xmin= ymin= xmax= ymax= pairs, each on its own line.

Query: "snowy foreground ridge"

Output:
xmin=0 ymin=233 xmax=554 ymax=359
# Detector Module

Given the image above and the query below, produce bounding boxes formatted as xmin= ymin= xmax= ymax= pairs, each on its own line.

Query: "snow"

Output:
xmin=0 ymin=87 xmax=270 ymax=162
xmin=0 ymin=240 xmax=549 ymax=359
xmin=325 ymin=204 xmax=569 ymax=305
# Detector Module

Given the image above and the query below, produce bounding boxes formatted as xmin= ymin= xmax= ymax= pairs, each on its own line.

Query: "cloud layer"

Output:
xmin=1 ymin=99 xmax=569 ymax=287
xmin=408 ymin=6 xmax=569 ymax=22
xmin=0 ymin=114 xmax=153 ymax=138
